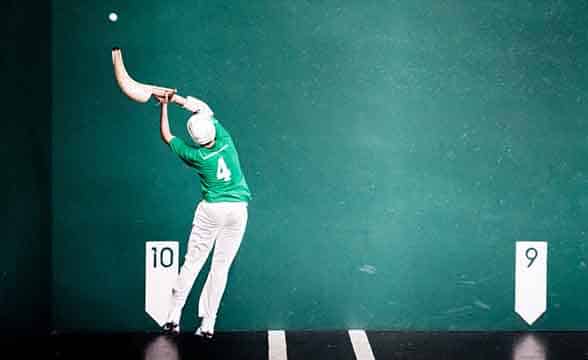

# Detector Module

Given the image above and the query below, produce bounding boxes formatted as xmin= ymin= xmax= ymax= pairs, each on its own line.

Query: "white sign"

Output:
xmin=145 ymin=241 xmax=179 ymax=326
xmin=515 ymin=241 xmax=548 ymax=326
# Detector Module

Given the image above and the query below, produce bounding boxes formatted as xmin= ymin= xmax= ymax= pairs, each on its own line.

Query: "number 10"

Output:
xmin=151 ymin=247 xmax=174 ymax=268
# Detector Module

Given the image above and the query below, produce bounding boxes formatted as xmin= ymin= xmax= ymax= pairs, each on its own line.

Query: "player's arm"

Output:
xmin=156 ymin=94 xmax=201 ymax=164
xmin=157 ymin=94 xmax=174 ymax=144
xmin=169 ymin=94 xmax=187 ymax=108
xmin=170 ymin=94 xmax=214 ymax=118
xmin=170 ymin=94 xmax=229 ymax=138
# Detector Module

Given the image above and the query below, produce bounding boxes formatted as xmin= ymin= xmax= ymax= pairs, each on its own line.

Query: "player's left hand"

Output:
xmin=155 ymin=92 xmax=173 ymax=104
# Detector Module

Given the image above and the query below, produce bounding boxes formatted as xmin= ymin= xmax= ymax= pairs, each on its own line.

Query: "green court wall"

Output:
xmin=51 ymin=0 xmax=588 ymax=331
xmin=1 ymin=1 xmax=52 ymax=332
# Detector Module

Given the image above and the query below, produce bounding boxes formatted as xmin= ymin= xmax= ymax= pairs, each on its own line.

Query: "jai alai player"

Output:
xmin=156 ymin=93 xmax=251 ymax=339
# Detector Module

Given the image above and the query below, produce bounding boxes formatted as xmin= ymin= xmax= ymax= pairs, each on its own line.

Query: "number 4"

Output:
xmin=217 ymin=157 xmax=232 ymax=182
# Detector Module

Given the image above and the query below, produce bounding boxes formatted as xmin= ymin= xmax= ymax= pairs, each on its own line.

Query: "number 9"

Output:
xmin=525 ymin=247 xmax=538 ymax=268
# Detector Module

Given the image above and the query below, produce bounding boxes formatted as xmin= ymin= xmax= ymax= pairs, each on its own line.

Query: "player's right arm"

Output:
xmin=156 ymin=94 xmax=201 ymax=165
xmin=158 ymin=97 xmax=174 ymax=145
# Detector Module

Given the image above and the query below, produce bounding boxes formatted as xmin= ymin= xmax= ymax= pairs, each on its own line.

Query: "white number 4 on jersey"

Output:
xmin=217 ymin=157 xmax=232 ymax=182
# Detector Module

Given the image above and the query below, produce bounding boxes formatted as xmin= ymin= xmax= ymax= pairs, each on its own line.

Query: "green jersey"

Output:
xmin=169 ymin=118 xmax=252 ymax=203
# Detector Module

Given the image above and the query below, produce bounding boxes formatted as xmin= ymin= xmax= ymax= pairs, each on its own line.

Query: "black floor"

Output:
xmin=2 ymin=331 xmax=588 ymax=359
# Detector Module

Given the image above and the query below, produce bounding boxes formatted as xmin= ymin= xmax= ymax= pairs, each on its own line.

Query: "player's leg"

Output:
xmin=196 ymin=202 xmax=248 ymax=336
xmin=165 ymin=201 xmax=220 ymax=332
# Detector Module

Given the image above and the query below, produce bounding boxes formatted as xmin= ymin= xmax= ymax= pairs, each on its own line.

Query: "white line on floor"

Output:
xmin=348 ymin=329 xmax=376 ymax=360
xmin=268 ymin=330 xmax=288 ymax=360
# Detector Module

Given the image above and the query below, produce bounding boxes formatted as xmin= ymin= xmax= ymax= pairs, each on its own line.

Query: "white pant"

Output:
xmin=167 ymin=201 xmax=248 ymax=327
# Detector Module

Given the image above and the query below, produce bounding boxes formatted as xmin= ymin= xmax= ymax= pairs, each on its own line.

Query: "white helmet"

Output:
xmin=187 ymin=113 xmax=216 ymax=145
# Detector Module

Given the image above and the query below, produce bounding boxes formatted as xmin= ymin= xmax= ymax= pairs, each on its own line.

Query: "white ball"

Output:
xmin=108 ymin=12 xmax=118 ymax=22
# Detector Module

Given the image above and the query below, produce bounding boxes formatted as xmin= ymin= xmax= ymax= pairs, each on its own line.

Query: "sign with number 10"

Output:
xmin=145 ymin=241 xmax=179 ymax=326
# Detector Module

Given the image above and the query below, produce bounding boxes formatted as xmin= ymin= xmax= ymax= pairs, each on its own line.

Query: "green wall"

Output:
xmin=1 ymin=1 xmax=51 ymax=332
xmin=52 ymin=0 xmax=588 ymax=331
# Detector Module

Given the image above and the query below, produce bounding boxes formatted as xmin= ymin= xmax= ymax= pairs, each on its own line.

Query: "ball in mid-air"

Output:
xmin=108 ymin=12 xmax=118 ymax=22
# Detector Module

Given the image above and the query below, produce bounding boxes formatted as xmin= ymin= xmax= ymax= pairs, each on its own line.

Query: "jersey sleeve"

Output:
xmin=169 ymin=136 xmax=200 ymax=165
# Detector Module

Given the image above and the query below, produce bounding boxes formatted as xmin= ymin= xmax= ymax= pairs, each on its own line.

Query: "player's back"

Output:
xmin=169 ymin=118 xmax=252 ymax=203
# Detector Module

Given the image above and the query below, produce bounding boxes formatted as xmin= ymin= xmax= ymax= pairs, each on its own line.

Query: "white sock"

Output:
xmin=166 ymin=306 xmax=182 ymax=325
xmin=201 ymin=317 xmax=216 ymax=333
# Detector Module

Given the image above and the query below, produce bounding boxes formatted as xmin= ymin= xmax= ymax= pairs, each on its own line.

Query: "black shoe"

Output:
xmin=162 ymin=322 xmax=180 ymax=335
xmin=195 ymin=327 xmax=214 ymax=339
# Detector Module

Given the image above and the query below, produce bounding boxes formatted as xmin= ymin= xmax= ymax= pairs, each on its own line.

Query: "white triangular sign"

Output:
xmin=145 ymin=241 xmax=179 ymax=326
xmin=515 ymin=241 xmax=548 ymax=325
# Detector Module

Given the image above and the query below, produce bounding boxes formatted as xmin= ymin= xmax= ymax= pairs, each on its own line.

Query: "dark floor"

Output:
xmin=2 ymin=331 xmax=588 ymax=359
